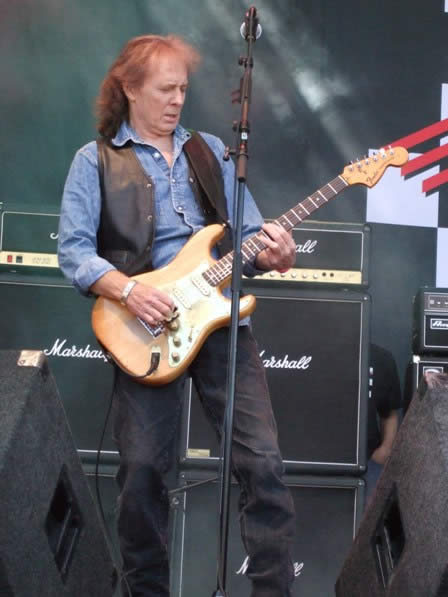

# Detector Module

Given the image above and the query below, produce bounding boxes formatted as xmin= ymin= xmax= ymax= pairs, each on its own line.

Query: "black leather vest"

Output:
xmin=96 ymin=133 xmax=231 ymax=276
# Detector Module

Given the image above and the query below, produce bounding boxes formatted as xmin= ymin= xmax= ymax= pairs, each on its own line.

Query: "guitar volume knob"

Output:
xmin=173 ymin=336 xmax=181 ymax=347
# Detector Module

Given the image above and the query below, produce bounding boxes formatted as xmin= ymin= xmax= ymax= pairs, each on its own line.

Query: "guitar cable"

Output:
xmin=94 ymin=363 xmax=134 ymax=597
xmin=104 ymin=349 xmax=161 ymax=381
xmin=93 ymin=350 xmax=162 ymax=596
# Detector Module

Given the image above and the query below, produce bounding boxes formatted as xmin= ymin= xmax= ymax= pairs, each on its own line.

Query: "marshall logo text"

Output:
xmin=236 ymin=556 xmax=304 ymax=578
xmin=430 ymin=318 xmax=448 ymax=330
xmin=259 ymin=350 xmax=312 ymax=370
xmin=295 ymin=239 xmax=317 ymax=254
xmin=44 ymin=338 xmax=108 ymax=362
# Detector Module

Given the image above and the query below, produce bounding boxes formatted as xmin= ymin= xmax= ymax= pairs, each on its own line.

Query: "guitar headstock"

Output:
xmin=341 ymin=146 xmax=409 ymax=188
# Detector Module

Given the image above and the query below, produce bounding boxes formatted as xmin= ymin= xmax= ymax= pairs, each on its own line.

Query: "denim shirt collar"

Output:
xmin=111 ymin=120 xmax=191 ymax=148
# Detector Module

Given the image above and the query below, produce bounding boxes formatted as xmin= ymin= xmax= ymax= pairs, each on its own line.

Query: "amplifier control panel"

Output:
xmin=425 ymin=293 xmax=448 ymax=311
xmin=251 ymin=268 xmax=362 ymax=285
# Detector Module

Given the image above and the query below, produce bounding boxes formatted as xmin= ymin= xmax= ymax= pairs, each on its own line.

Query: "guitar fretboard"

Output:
xmin=202 ymin=174 xmax=348 ymax=287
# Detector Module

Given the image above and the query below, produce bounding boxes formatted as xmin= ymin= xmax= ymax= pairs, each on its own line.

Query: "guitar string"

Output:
xmin=202 ymin=175 xmax=348 ymax=287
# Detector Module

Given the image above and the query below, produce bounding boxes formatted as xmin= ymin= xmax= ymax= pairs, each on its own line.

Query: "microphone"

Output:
xmin=240 ymin=6 xmax=262 ymax=40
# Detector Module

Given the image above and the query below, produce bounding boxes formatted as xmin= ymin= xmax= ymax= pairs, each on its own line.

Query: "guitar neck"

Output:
xmin=203 ymin=174 xmax=348 ymax=287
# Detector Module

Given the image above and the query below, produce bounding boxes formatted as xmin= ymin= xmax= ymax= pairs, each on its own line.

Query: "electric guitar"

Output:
xmin=92 ymin=146 xmax=408 ymax=385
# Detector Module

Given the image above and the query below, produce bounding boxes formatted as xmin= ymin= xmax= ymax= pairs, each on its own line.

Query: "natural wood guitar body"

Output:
xmin=91 ymin=224 xmax=256 ymax=385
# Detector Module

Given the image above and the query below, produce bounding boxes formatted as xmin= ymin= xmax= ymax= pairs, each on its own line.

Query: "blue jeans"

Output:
xmin=112 ymin=327 xmax=296 ymax=596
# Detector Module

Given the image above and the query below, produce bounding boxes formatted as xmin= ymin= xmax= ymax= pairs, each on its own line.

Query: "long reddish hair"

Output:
xmin=96 ymin=35 xmax=201 ymax=140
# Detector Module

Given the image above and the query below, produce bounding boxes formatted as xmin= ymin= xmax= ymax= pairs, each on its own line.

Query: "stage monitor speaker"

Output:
xmin=0 ymin=276 xmax=117 ymax=465
xmin=169 ymin=471 xmax=364 ymax=596
xmin=0 ymin=350 xmax=115 ymax=596
xmin=336 ymin=372 xmax=448 ymax=597
xmin=179 ymin=285 xmax=370 ymax=474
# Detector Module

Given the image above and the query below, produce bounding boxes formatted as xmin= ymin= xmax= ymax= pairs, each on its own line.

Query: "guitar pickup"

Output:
xmin=191 ymin=273 xmax=211 ymax=296
xmin=173 ymin=287 xmax=192 ymax=309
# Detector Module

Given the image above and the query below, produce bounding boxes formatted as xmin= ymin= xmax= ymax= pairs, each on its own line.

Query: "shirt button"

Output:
xmin=171 ymin=178 xmax=176 ymax=183
xmin=178 ymin=206 xmax=184 ymax=211
xmin=146 ymin=182 xmax=152 ymax=188
xmin=147 ymin=215 xmax=152 ymax=222
xmin=153 ymin=152 xmax=160 ymax=158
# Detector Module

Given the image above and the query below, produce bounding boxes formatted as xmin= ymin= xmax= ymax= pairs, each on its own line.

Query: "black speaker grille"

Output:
xmin=170 ymin=472 xmax=364 ymax=596
xmin=0 ymin=279 xmax=117 ymax=462
xmin=180 ymin=287 xmax=370 ymax=473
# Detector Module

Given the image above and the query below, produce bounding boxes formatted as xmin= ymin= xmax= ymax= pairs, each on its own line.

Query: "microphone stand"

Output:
xmin=212 ymin=7 xmax=260 ymax=597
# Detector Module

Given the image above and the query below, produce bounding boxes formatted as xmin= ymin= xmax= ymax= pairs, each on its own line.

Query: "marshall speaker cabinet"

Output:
xmin=169 ymin=472 xmax=364 ymax=597
xmin=413 ymin=287 xmax=448 ymax=355
xmin=251 ymin=220 xmax=370 ymax=286
xmin=179 ymin=283 xmax=370 ymax=474
xmin=0 ymin=275 xmax=117 ymax=465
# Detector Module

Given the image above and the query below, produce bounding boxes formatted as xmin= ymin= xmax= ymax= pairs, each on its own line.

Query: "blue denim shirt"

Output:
xmin=58 ymin=121 xmax=264 ymax=296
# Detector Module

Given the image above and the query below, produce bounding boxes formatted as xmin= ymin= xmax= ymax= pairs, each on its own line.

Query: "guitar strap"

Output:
xmin=183 ymin=131 xmax=233 ymax=256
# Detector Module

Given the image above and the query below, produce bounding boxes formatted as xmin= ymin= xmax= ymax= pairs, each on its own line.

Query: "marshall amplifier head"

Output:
xmin=413 ymin=287 xmax=448 ymax=355
xmin=179 ymin=284 xmax=370 ymax=474
xmin=0 ymin=203 xmax=61 ymax=273
xmin=249 ymin=220 xmax=370 ymax=287
xmin=403 ymin=354 xmax=448 ymax=413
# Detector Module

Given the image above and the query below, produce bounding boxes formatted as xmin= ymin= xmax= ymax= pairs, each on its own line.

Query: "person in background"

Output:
xmin=364 ymin=343 xmax=402 ymax=504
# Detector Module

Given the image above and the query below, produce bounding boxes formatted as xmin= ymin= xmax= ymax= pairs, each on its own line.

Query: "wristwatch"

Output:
xmin=120 ymin=280 xmax=137 ymax=306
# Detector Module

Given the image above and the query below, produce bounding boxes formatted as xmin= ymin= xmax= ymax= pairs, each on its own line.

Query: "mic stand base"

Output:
xmin=212 ymin=591 xmax=228 ymax=597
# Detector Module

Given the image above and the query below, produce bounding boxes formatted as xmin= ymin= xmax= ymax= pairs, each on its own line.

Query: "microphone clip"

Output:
xmin=240 ymin=6 xmax=262 ymax=42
